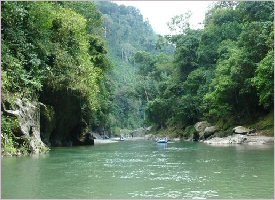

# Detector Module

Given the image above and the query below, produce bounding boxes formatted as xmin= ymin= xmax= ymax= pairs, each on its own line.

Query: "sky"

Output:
xmin=114 ymin=1 xmax=214 ymax=35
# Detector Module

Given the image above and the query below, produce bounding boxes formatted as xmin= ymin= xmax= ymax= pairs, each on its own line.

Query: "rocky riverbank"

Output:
xmin=188 ymin=121 xmax=274 ymax=145
xmin=2 ymin=96 xmax=97 ymax=157
xmin=204 ymin=134 xmax=274 ymax=145
xmin=146 ymin=120 xmax=274 ymax=146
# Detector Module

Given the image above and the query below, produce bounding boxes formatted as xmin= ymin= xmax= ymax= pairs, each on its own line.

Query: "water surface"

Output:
xmin=2 ymin=140 xmax=274 ymax=198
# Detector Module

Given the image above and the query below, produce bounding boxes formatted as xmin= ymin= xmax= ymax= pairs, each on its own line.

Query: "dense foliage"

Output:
xmin=144 ymin=1 xmax=274 ymax=132
xmin=1 ymin=2 xmax=112 ymax=151
xmin=1 ymin=1 xmax=273 ymax=153
xmin=96 ymin=1 xmax=174 ymax=132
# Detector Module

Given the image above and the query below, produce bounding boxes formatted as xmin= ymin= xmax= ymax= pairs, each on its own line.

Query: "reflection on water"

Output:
xmin=2 ymin=140 xmax=274 ymax=199
xmin=156 ymin=142 xmax=168 ymax=150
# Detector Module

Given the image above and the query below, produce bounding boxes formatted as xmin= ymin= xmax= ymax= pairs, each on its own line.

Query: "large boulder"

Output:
xmin=194 ymin=121 xmax=211 ymax=132
xmin=194 ymin=121 xmax=215 ymax=140
xmin=205 ymin=126 xmax=218 ymax=134
xmin=233 ymin=126 xmax=251 ymax=135
xmin=202 ymin=126 xmax=218 ymax=139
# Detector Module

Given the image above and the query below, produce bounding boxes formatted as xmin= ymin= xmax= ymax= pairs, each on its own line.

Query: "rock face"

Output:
xmin=40 ymin=104 xmax=56 ymax=146
xmin=4 ymin=98 xmax=49 ymax=154
xmin=233 ymin=126 xmax=251 ymax=134
xmin=3 ymin=88 xmax=97 ymax=155
xmin=40 ymin=88 xmax=86 ymax=146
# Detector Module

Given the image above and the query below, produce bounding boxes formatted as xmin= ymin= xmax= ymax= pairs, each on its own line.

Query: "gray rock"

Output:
xmin=205 ymin=126 xmax=218 ymax=134
xmin=229 ymin=134 xmax=247 ymax=144
xmin=4 ymin=98 xmax=49 ymax=154
xmin=203 ymin=126 xmax=218 ymax=139
xmin=204 ymin=134 xmax=247 ymax=144
xmin=194 ymin=121 xmax=211 ymax=132
xmin=233 ymin=126 xmax=251 ymax=135
xmin=199 ymin=131 xmax=205 ymax=139
xmin=4 ymin=109 xmax=20 ymax=117
xmin=197 ymin=125 xmax=218 ymax=140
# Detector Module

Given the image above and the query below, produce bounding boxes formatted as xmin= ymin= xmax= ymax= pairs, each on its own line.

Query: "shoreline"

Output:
xmin=145 ymin=133 xmax=274 ymax=146
xmin=204 ymin=134 xmax=274 ymax=145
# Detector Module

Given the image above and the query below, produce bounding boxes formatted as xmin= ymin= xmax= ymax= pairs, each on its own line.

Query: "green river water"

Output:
xmin=2 ymin=140 xmax=274 ymax=199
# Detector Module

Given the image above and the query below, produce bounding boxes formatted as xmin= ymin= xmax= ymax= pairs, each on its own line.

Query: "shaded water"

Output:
xmin=2 ymin=140 xmax=274 ymax=199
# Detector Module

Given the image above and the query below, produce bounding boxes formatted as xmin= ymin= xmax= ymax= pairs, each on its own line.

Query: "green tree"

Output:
xmin=252 ymin=50 xmax=274 ymax=108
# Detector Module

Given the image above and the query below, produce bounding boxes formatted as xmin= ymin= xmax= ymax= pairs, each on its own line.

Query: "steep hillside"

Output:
xmin=96 ymin=1 xmax=174 ymax=131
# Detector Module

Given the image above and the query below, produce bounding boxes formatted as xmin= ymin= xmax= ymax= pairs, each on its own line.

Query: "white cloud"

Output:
xmin=114 ymin=1 xmax=214 ymax=35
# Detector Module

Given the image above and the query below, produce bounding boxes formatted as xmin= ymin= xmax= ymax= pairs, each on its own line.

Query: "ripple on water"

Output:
xmin=166 ymin=147 xmax=189 ymax=151
xmin=196 ymin=158 xmax=219 ymax=163
xmin=2 ymin=140 xmax=273 ymax=199
xmin=149 ymin=172 xmax=195 ymax=182
xmin=184 ymin=190 xmax=219 ymax=199
xmin=103 ymin=158 xmax=145 ymax=167
xmin=128 ymin=189 xmax=219 ymax=199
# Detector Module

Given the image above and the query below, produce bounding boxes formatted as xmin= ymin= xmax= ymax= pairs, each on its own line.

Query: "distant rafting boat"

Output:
xmin=156 ymin=138 xmax=168 ymax=143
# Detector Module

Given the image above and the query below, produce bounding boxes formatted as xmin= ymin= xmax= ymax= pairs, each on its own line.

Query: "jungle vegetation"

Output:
xmin=1 ymin=1 xmax=273 ymax=152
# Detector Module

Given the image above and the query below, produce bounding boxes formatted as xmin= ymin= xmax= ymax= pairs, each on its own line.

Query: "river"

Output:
xmin=2 ymin=140 xmax=274 ymax=199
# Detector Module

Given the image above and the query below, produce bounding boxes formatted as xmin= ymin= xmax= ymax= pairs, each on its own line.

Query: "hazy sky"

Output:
xmin=114 ymin=1 xmax=214 ymax=35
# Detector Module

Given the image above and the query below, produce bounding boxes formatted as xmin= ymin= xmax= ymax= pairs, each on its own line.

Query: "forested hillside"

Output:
xmin=96 ymin=1 xmax=174 ymax=131
xmin=143 ymin=1 xmax=274 ymax=138
xmin=1 ymin=1 xmax=273 ymax=155
xmin=1 ymin=1 xmax=112 ymax=153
